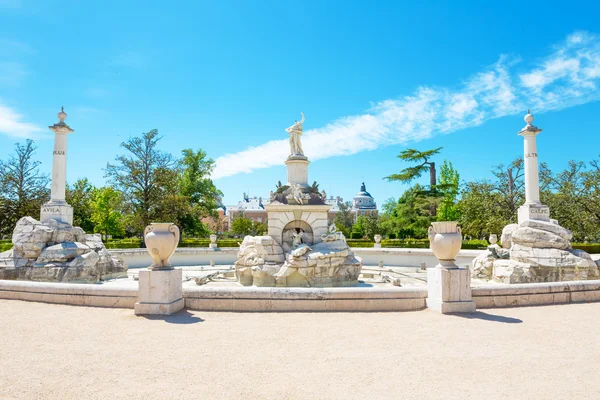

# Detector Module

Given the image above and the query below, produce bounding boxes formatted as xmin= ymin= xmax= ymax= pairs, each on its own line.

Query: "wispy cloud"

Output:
xmin=213 ymin=31 xmax=600 ymax=180
xmin=0 ymin=103 xmax=45 ymax=138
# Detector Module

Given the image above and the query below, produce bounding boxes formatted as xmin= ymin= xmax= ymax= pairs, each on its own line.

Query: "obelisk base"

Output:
xmin=40 ymin=202 xmax=73 ymax=226
xmin=518 ymin=203 xmax=550 ymax=224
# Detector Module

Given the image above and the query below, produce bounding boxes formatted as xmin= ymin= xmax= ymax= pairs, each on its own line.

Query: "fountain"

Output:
xmin=234 ymin=113 xmax=362 ymax=287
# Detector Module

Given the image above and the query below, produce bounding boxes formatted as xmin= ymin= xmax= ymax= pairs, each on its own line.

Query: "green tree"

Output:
xmin=384 ymin=147 xmax=443 ymax=188
xmin=437 ymin=160 xmax=460 ymax=221
xmin=231 ymin=216 xmax=253 ymax=236
xmin=384 ymin=147 xmax=444 ymax=216
xmin=543 ymin=159 xmax=600 ymax=241
xmin=105 ymin=129 xmax=177 ymax=236
xmin=66 ymin=178 xmax=96 ymax=232
xmin=334 ymin=201 xmax=354 ymax=237
xmin=91 ymin=187 xmax=125 ymax=238
xmin=0 ymin=139 xmax=49 ymax=235
xmin=352 ymin=214 xmax=380 ymax=240
xmin=176 ymin=148 xmax=223 ymax=237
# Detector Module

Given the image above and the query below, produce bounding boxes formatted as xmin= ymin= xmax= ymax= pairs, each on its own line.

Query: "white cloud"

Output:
xmin=0 ymin=103 xmax=45 ymax=138
xmin=213 ymin=31 xmax=600 ymax=180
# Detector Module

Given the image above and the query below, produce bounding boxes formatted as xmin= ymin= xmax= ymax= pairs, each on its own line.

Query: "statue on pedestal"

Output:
xmin=286 ymin=112 xmax=305 ymax=156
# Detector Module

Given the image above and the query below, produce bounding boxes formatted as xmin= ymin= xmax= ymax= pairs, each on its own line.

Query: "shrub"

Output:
xmin=350 ymin=232 xmax=363 ymax=239
xmin=387 ymin=233 xmax=396 ymax=239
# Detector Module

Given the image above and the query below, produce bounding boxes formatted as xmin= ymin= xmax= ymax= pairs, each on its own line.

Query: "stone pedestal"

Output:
xmin=40 ymin=202 xmax=73 ymax=226
xmin=518 ymin=203 xmax=550 ymax=224
xmin=285 ymin=156 xmax=309 ymax=187
xmin=426 ymin=267 xmax=476 ymax=313
xmin=134 ymin=268 xmax=184 ymax=315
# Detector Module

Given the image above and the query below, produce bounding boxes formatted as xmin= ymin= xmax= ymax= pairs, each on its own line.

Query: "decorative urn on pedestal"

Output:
xmin=374 ymin=234 xmax=382 ymax=248
xmin=428 ymin=221 xmax=462 ymax=268
xmin=209 ymin=234 xmax=218 ymax=249
xmin=135 ymin=222 xmax=184 ymax=316
xmin=143 ymin=223 xmax=180 ymax=270
xmin=426 ymin=221 xmax=476 ymax=314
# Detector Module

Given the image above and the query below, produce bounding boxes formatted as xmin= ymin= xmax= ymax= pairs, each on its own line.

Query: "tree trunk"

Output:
xmin=429 ymin=162 xmax=436 ymax=187
xmin=429 ymin=162 xmax=437 ymax=216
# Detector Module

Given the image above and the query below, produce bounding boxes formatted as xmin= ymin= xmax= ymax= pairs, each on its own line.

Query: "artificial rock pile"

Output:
xmin=0 ymin=217 xmax=127 ymax=282
xmin=235 ymin=234 xmax=362 ymax=287
xmin=472 ymin=219 xmax=599 ymax=283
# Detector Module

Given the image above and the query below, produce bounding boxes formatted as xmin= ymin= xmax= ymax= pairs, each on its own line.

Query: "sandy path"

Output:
xmin=0 ymin=300 xmax=599 ymax=400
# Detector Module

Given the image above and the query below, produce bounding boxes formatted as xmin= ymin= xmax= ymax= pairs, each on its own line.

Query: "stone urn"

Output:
xmin=489 ymin=234 xmax=498 ymax=245
xmin=374 ymin=234 xmax=382 ymax=248
xmin=209 ymin=234 xmax=218 ymax=249
xmin=428 ymin=221 xmax=462 ymax=268
xmin=144 ymin=223 xmax=180 ymax=269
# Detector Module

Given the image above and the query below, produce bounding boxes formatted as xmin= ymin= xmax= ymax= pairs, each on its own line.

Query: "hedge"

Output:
xmin=1 ymin=237 xmax=599 ymax=253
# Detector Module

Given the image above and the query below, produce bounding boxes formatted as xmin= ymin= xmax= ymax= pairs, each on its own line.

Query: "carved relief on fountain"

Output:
xmin=281 ymin=220 xmax=313 ymax=252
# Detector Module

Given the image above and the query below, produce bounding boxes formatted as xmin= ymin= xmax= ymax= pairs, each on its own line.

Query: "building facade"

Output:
xmin=223 ymin=184 xmax=377 ymax=231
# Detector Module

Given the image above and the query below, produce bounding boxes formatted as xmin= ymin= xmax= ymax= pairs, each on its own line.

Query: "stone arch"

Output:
xmin=282 ymin=220 xmax=313 ymax=249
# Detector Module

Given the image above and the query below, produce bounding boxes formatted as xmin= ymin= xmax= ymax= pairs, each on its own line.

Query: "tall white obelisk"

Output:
xmin=517 ymin=110 xmax=550 ymax=224
xmin=40 ymin=107 xmax=74 ymax=225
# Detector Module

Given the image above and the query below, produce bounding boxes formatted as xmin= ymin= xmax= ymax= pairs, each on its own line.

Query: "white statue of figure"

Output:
xmin=291 ymin=183 xmax=304 ymax=204
xmin=292 ymin=229 xmax=304 ymax=248
xmin=286 ymin=112 xmax=305 ymax=156
xmin=329 ymin=223 xmax=337 ymax=234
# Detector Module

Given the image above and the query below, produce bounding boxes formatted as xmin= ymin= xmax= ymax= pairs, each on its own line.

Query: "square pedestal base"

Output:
xmin=518 ymin=203 xmax=550 ymax=224
xmin=134 ymin=268 xmax=184 ymax=316
xmin=427 ymin=266 xmax=475 ymax=314
xmin=426 ymin=298 xmax=476 ymax=313
xmin=40 ymin=202 xmax=73 ymax=225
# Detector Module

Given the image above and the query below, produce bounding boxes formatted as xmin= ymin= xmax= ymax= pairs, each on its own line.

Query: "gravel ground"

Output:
xmin=1 ymin=300 xmax=599 ymax=400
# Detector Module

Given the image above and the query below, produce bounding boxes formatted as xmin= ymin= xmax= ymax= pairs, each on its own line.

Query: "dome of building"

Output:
xmin=352 ymin=182 xmax=377 ymax=210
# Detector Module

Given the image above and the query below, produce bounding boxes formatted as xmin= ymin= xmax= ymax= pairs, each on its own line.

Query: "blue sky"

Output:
xmin=1 ymin=0 xmax=600 ymax=208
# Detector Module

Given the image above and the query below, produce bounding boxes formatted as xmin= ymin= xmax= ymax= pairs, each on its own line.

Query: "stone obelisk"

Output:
xmin=517 ymin=110 xmax=550 ymax=224
xmin=40 ymin=107 xmax=74 ymax=225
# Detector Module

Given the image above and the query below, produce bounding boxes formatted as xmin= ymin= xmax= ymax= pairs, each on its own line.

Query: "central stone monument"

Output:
xmin=234 ymin=113 xmax=362 ymax=287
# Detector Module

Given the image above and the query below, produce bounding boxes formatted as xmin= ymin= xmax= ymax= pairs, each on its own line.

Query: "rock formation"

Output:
xmin=0 ymin=217 xmax=127 ymax=282
xmin=472 ymin=220 xmax=599 ymax=283
xmin=235 ymin=232 xmax=361 ymax=287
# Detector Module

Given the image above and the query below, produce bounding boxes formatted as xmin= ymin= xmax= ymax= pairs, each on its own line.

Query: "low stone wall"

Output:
xmin=109 ymin=248 xmax=239 ymax=269
xmin=109 ymin=247 xmax=485 ymax=269
xmin=355 ymin=248 xmax=482 ymax=269
xmin=472 ymin=280 xmax=600 ymax=308
xmin=2 ymin=277 xmax=599 ymax=311
xmin=183 ymin=286 xmax=427 ymax=312
xmin=0 ymin=280 xmax=137 ymax=308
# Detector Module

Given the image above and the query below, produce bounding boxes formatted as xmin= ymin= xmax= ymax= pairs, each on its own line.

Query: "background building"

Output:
xmin=223 ymin=183 xmax=377 ymax=231
xmin=352 ymin=182 xmax=378 ymax=217
xmin=226 ymin=193 xmax=269 ymax=228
